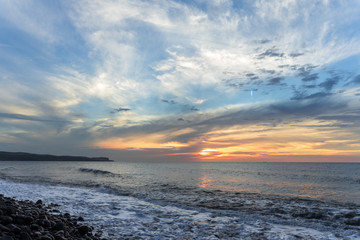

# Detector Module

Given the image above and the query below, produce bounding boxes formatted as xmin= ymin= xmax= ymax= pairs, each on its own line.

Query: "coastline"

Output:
xmin=0 ymin=194 xmax=108 ymax=240
xmin=0 ymin=151 xmax=113 ymax=162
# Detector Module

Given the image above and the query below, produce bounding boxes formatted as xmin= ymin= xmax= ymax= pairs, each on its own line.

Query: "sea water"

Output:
xmin=0 ymin=161 xmax=359 ymax=239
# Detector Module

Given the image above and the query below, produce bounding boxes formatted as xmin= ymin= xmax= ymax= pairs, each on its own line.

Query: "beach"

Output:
xmin=0 ymin=194 xmax=106 ymax=240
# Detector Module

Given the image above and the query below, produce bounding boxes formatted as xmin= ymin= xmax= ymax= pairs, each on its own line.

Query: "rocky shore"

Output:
xmin=0 ymin=194 xmax=108 ymax=240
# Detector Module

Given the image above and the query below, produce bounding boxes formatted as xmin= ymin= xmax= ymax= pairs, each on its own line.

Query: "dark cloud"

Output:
xmin=254 ymin=39 xmax=271 ymax=44
xmin=245 ymin=88 xmax=258 ymax=92
xmin=290 ymin=65 xmax=299 ymax=71
xmin=278 ymin=65 xmax=289 ymax=68
xmin=178 ymin=118 xmax=185 ymax=121
xmin=318 ymin=76 xmax=339 ymax=91
xmin=246 ymin=73 xmax=256 ymax=77
xmin=251 ymin=80 xmax=264 ymax=85
xmin=270 ymin=98 xmax=346 ymax=117
xmin=194 ymin=97 xmax=346 ymax=134
xmin=304 ymin=84 xmax=317 ymax=89
xmin=347 ymin=74 xmax=360 ymax=85
xmin=278 ymin=64 xmax=300 ymax=71
xmin=290 ymin=91 xmax=333 ymax=101
xmin=246 ymin=73 xmax=259 ymax=80
xmin=226 ymin=83 xmax=244 ymax=88
xmin=289 ymin=53 xmax=304 ymax=58
xmin=190 ymin=106 xmax=200 ymax=111
xmin=161 ymin=99 xmax=176 ymax=104
xmin=267 ymin=77 xmax=285 ymax=85
xmin=258 ymin=49 xmax=284 ymax=59
xmin=301 ymin=73 xmax=318 ymax=82
xmin=0 ymin=112 xmax=69 ymax=123
xmin=317 ymin=114 xmax=360 ymax=123
xmin=297 ymin=65 xmax=318 ymax=77
xmin=0 ymin=112 xmax=71 ymax=134
xmin=111 ymin=107 xmax=131 ymax=113
xmin=260 ymin=69 xmax=276 ymax=74
xmin=161 ymin=99 xmax=200 ymax=112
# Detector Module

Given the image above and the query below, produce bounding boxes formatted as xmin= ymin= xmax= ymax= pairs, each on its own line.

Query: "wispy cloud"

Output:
xmin=1 ymin=0 xmax=360 ymax=161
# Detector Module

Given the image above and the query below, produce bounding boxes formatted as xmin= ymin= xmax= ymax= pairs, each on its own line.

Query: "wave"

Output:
xmin=79 ymin=167 xmax=115 ymax=176
xmin=0 ymin=167 xmax=16 ymax=171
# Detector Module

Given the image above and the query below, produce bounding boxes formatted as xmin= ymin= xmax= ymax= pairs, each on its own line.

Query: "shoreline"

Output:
xmin=0 ymin=151 xmax=113 ymax=162
xmin=0 ymin=194 xmax=108 ymax=240
xmin=1 ymin=178 xmax=360 ymax=239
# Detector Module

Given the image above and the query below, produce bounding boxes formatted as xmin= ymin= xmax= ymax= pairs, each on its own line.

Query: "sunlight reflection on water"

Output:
xmin=0 ymin=161 xmax=359 ymax=204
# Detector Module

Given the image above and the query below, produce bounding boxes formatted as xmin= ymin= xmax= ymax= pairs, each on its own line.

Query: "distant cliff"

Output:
xmin=0 ymin=151 xmax=113 ymax=162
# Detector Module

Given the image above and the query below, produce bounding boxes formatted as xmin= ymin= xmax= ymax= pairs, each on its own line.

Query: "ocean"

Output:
xmin=0 ymin=161 xmax=359 ymax=239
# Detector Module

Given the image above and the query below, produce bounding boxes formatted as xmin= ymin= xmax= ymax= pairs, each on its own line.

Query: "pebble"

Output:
xmin=0 ymin=195 xmax=108 ymax=240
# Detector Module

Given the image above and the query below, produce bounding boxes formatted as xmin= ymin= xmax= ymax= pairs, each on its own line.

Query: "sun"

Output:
xmin=199 ymin=149 xmax=217 ymax=156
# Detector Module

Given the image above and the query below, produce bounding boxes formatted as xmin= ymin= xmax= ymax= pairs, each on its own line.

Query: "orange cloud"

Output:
xmin=93 ymin=118 xmax=360 ymax=162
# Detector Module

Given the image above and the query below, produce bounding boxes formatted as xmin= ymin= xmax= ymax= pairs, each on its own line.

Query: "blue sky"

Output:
xmin=1 ymin=0 xmax=360 ymax=161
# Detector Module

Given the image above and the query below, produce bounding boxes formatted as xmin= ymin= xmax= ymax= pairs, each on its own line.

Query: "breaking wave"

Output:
xmin=79 ymin=167 xmax=114 ymax=176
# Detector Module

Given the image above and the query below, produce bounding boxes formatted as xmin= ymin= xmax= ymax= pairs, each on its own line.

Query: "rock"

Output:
xmin=7 ymin=224 xmax=21 ymax=234
xmin=30 ymin=210 xmax=39 ymax=218
xmin=54 ymin=230 xmax=64 ymax=236
xmin=0 ymin=234 xmax=14 ymax=240
xmin=52 ymin=222 xmax=65 ymax=231
xmin=0 ymin=195 xmax=106 ymax=240
xmin=36 ymin=219 xmax=51 ymax=229
xmin=0 ymin=223 xmax=10 ymax=232
xmin=0 ymin=216 xmax=13 ymax=225
xmin=19 ymin=231 xmax=32 ymax=240
xmin=30 ymin=224 xmax=40 ymax=231
xmin=32 ymin=231 xmax=42 ymax=238
xmin=54 ymin=237 xmax=66 ymax=240
xmin=14 ymin=215 xmax=26 ymax=225
xmin=24 ymin=216 xmax=34 ymax=224
xmin=77 ymin=225 xmax=90 ymax=235
xmin=40 ymin=236 xmax=53 ymax=240
xmin=36 ymin=200 xmax=43 ymax=205
xmin=77 ymin=216 xmax=84 ymax=221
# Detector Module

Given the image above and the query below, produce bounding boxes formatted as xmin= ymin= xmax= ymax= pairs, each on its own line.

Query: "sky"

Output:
xmin=1 ymin=0 xmax=360 ymax=162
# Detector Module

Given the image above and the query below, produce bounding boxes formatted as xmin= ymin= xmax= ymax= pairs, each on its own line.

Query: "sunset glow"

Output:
xmin=1 ymin=1 xmax=360 ymax=162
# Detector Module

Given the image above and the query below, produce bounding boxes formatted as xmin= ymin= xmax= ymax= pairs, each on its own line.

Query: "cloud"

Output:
xmin=0 ymin=0 xmax=71 ymax=43
xmin=319 ymin=76 xmax=339 ymax=91
xmin=161 ymin=98 xmax=200 ymax=112
xmin=67 ymin=0 xmax=360 ymax=105
xmin=290 ymin=92 xmax=334 ymax=101
xmin=111 ymin=107 xmax=131 ymax=113
xmin=289 ymin=53 xmax=304 ymax=58
xmin=301 ymin=73 xmax=319 ymax=82
xmin=257 ymin=49 xmax=284 ymax=59
xmin=267 ymin=77 xmax=285 ymax=85
xmin=0 ymin=112 xmax=69 ymax=123
xmin=2 ymin=0 xmax=360 ymax=161
xmin=190 ymin=106 xmax=200 ymax=112
xmin=161 ymin=99 xmax=177 ymax=104
xmin=348 ymin=74 xmax=360 ymax=85
xmin=85 ymin=90 xmax=360 ymax=161
xmin=255 ymin=39 xmax=271 ymax=44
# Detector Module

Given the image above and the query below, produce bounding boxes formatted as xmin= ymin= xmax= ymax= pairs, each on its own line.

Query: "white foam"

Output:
xmin=0 ymin=179 xmax=358 ymax=239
